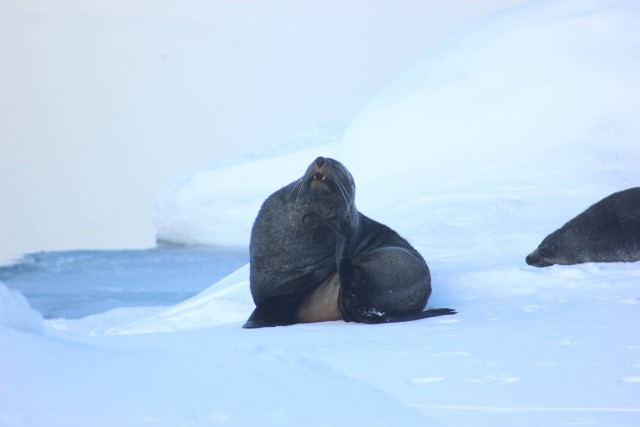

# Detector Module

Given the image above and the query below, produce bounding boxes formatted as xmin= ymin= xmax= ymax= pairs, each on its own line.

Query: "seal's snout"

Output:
xmin=525 ymin=250 xmax=554 ymax=267
xmin=310 ymin=157 xmax=331 ymax=186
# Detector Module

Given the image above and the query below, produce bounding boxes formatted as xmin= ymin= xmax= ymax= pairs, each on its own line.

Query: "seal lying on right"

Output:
xmin=526 ymin=187 xmax=640 ymax=267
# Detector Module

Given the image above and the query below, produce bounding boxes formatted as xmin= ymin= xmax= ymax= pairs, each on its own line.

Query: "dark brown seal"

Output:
xmin=243 ymin=156 xmax=455 ymax=328
xmin=526 ymin=187 xmax=640 ymax=267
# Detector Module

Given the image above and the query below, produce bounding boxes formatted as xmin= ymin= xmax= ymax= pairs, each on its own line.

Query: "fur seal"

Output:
xmin=526 ymin=187 xmax=640 ymax=267
xmin=243 ymin=156 xmax=455 ymax=328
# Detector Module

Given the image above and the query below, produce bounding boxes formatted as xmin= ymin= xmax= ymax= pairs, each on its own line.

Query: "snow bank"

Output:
xmin=154 ymin=0 xmax=640 ymax=250
xmin=0 ymin=282 xmax=44 ymax=334
xmin=338 ymin=0 xmax=640 ymax=214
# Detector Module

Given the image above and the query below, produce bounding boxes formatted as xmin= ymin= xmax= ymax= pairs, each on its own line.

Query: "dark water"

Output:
xmin=0 ymin=246 xmax=248 ymax=319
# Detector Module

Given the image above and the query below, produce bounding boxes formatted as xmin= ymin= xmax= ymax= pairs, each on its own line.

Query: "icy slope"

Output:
xmin=155 ymin=0 xmax=640 ymax=250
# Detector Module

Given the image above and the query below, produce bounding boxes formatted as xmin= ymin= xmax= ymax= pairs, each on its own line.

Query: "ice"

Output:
xmin=2 ymin=1 xmax=640 ymax=426
xmin=0 ymin=247 xmax=247 ymax=319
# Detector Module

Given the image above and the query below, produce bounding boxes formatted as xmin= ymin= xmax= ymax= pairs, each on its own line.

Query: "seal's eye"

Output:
xmin=312 ymin=173 xmax=327 ymax=181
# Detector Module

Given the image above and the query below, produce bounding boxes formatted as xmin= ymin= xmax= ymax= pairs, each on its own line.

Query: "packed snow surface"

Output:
xmin=3 ymin=1 xmax=640 ymax=426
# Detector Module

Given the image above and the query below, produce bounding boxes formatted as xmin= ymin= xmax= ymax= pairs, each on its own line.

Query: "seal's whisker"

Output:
xmin=294 ymin=173 xmax=310 ymax=212
xmin=289 ymin=177 xmax=303 ymax=195
xmin=335 ymin=177 xmax=351 ymax=214
xmin=335 ymin=177 xmax=352 ymax=204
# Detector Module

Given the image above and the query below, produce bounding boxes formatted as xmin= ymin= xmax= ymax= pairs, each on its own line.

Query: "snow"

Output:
xmin=0 ymin=282 xmax=44 ymax=334
xmin=2 ymin=1 xmax=640 ymax=426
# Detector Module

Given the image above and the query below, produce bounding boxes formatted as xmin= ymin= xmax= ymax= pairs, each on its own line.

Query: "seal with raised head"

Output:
xmin=526 ymin=187 xmax=640 ymax=267
xmin=243 ymin=156 xmax=455 ymax=328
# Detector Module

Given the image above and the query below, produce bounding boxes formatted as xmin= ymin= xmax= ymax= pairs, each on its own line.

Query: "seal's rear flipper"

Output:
xmin=242 ymin=292 xmax=308 ymax=329
xmin=384 ymin=308 xmax=457 ymax=324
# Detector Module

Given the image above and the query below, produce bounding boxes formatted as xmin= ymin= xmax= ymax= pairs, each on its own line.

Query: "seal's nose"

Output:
xmin=315 ymin=157 xmax=326 ymax=168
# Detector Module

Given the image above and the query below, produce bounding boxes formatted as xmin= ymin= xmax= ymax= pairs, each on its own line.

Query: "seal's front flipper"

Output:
xmin=303 ymin=213 xmax=353 ymax=264
xmin=243 ymin=292 xmax=307 ymax=329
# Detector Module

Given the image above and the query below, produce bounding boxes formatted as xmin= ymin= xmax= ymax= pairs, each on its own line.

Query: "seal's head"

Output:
xmin=296 ymin=156 xmax=355 ymax=219
xmin=526 ymin=244 xmax=560 ymax=267
xmin=526 ymin=224 xmax=592 ymax=267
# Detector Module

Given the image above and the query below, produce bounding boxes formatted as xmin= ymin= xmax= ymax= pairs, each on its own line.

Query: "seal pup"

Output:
xmin=243 ymin=156 xmax=455 ymax=328
xmin=526 ymin=187 xmax=640 ymax=267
